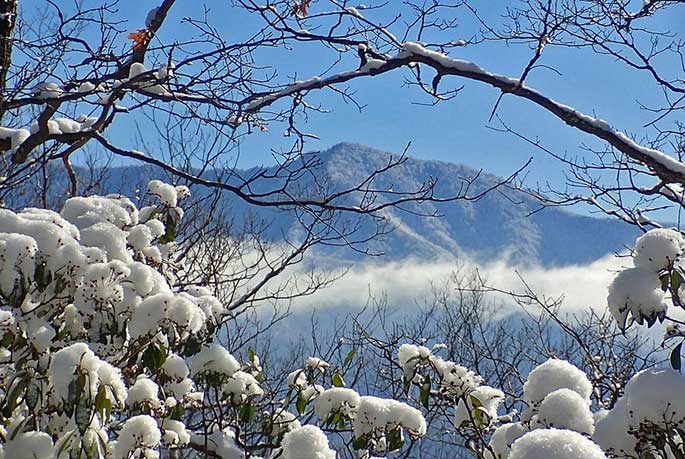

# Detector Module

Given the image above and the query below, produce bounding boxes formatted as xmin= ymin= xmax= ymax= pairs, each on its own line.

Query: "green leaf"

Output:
xmin=343 ymin=348 xmax=356 ymax=366
xmin=332 ymin=372 xmax=345 ymax=388
xmin=239 ymin=402 xmax=256 ymax=423
xmin=1 ymin=331 xmax=14 ymax=348
xmin=419 ymin=375 xmax=431 ymax=409
xmin=671 ymin=341 xmax=683 ymax=372
xmin=469 ymin=394 xmax=483 ymax=409
xmin=673 ymin=271 xmax=683 ymax=293
xmin=159 ymin=215 xmax=176 ymax=244
xmin=2 ymin=376 xmax=28 ymax=418
xmin=25 ymin=380 xmax=40 ymax=411
xmin=352 ymin=433 xmax=370 ymax=450
xmin=473 ymin=406 xmax=492 ymax=427
xmin=402 ymin=377 xmax=411 ymax=396
xmin=387 ymin=426 xmax=404 ymax=451
xmin=64 ymin=374 xmax=86 ymax=418
xmin=169 ymin=404 xmax=185 ymax=421
xmin=95 ymin=385 xmax=109 ymax=420
xmin=142 ymin=343 xmax=167 ymax=371
xmin=337 ymin=416 xmax=346 ymax=430
xmin=75 ymin=396 xmax=91 ymax=434
xmin=296 ymin=394 xmax=307 ymax=415
xmin=661 ymin=273 xmax=670 ymax=291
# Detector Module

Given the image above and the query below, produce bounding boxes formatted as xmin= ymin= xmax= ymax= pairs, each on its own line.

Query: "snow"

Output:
xmin=623 ymin=368 xmax=685 ymax=427
xmin=193 ymin=427 xmax=244 ymax=459
xmin=535 ymin=388 xmax=594 ymax=435
xmin=61 ymin=195 xmax=137 ymax=229
xmin=270 ymin=409 xmax=301 ymax=435
xmin=509 ymin=428 xmax=607 ymax=459
xmin=607 ymin=267 xmax=666 ymax=329
xmin=279 ymin=425 xmax=336 ymax=459
xmin=0 ymin=127 xmax=30 ymax=152
xmin=486 ymin=422 xmax=527 ymax=459
xmin=128 ymin=63 xmax=172 ymax=96
xmin=314 ymin=387 xmax=361 ymax=420
xmin=360 ymin=58 xmax=386 ymax=72
xmin=147 ymin=179 xmax=178 ymax=207
xmin=80 ymin=223 xmax=133 ymax=262
xmin=3 ymin=431 xmax=54 ymax=459
xmin=160 ymin=419 xmax=190 ymax=446
xmin=633 ymin=228 xmax=684 ymax=272
xmin=592 ymin=400 xmax=635 ymax=456
xmin=400 ymin=42 xmax=521 ymax=86
xmin=288 ymin=369 xmax=307 ymax=388
xmin=398 ymin=343 xmax=430 ymax=377
xmin=301 ymin=384 xmax=324 ymax=402
xmin=523 ymin=359 xmax=592 ymax=406
xmin=0 ymin=180 xmax=237 ymax=458
xmin=353 ymin=396 xmax=427 ymax=439
xmin=126 ymin=376 xmax=161 ymax=409
xmin=97 ymin=362 xmax=127 ymax=406
xmin=162 ymin=353 xmax=189 ymax=380
xmin=127 ymin=224 xmax=155 ymax=251
xmin=222 ymin=370 xmax=263 ymax=404
xmin=430 ymin=356 xmax=483 ymax=397
xmin=49 ymin=343 xmax=105 ymax=402
xmin=115 ymin=415 xmax=161 ymax=459
xmin=0 ymin=232 xmax=37 ymax=296
xmin=306 ymin=356 xmax=330 ymax=371
xmin=594 ymin=368 xmax=685 ymax=456
xmin=455 ymin=385 xmax=504 ymax=427
xmin=345 ymin=6 xmax=363 ymax=18
xmin=78 ymin=81 xmax=95 ymax=93
xmin=614 ymin=130 xmax=685 ymax=176
xmin=188 ymin=343 xmax=240 ymax=377
xmin=33 ymin=81 xmax=63 ymax=99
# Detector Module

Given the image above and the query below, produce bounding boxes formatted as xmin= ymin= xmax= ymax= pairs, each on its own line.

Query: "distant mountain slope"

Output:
xmin=7 ymin=142 xmax=640 ymax=266
xmin=309 ymin=143 xmax=638 ymax=265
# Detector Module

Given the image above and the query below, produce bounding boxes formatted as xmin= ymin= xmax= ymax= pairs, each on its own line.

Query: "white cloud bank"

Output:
xmin=290 ymin=254 xmax=629 ymax=315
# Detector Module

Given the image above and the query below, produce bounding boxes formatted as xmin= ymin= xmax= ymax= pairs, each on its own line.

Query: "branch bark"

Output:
xmin=0 ymin=0 xmax=17 ymax=122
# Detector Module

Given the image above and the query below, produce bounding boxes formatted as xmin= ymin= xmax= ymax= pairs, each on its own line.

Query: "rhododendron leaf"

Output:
xmin=75 ymin=396 xmax=91 ymax=434
xmin=332 ymin=372 xmax=345 ymax=387
xmin=296 ymin=393 xmax=307 ymax=414
xmin=403 ymin=376 xmax=411 ymax=395
xmin=3 ymin=375 xmax=28 ymax=417
xmin=387 ymin=426 xmax=404 ymax=451
xmin=661 ymin=272 xmax=670 ymax=291
xmin=343 ymin=348 xmax=356 ymax=366
xmin=159 ymin=215 xmax=176 ymax=244
xmin=420 ymin=375 xmax=431 ymax=409
xmin=142 ymin=342 xmax=167 ymax=371
xmin=671 ymin=341 xmax=683 ymax=372
xmin=352 ymin=432 xmax=370 ymax=450
xmin=240 ymin=402 xmax=255 ymax=423
xmin=672 ymin=271 xmax=683 ymax=294
xmin=1 ymin=331 xmax=14 ymax=348
xmin=25 ymin=379 xmax=40 ymax=411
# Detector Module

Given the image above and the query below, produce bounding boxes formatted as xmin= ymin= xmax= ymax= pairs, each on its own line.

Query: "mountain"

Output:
xmin=7 ymin=142 xmax=640 ymax=266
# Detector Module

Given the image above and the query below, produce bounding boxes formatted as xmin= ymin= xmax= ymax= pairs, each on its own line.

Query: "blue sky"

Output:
xmin=24 ymin=1 xmax=685 ymax=191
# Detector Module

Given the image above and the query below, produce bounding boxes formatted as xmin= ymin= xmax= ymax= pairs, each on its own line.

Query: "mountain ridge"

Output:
xmin=6 ymin=142 xmax=640 ymax=267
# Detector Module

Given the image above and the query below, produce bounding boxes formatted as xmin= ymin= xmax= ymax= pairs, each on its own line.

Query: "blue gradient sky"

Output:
xmin=24 ymin=1 xmax=685 ymax=190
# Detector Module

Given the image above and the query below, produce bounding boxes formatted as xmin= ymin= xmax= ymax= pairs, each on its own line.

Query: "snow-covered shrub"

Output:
xmin=0 ymin=182 xmax=276 ymax=458
xmin=607 ymin=228 xmax=684 ymax=330
xmin=1 ymin=183 xmax=684 ymax=458
xmin=509 ymin=428 xmax=607 ymax=459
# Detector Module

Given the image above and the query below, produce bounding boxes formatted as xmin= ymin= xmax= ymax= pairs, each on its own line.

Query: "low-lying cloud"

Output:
xmin=290 ymin=254 xmax=628 ymax=315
